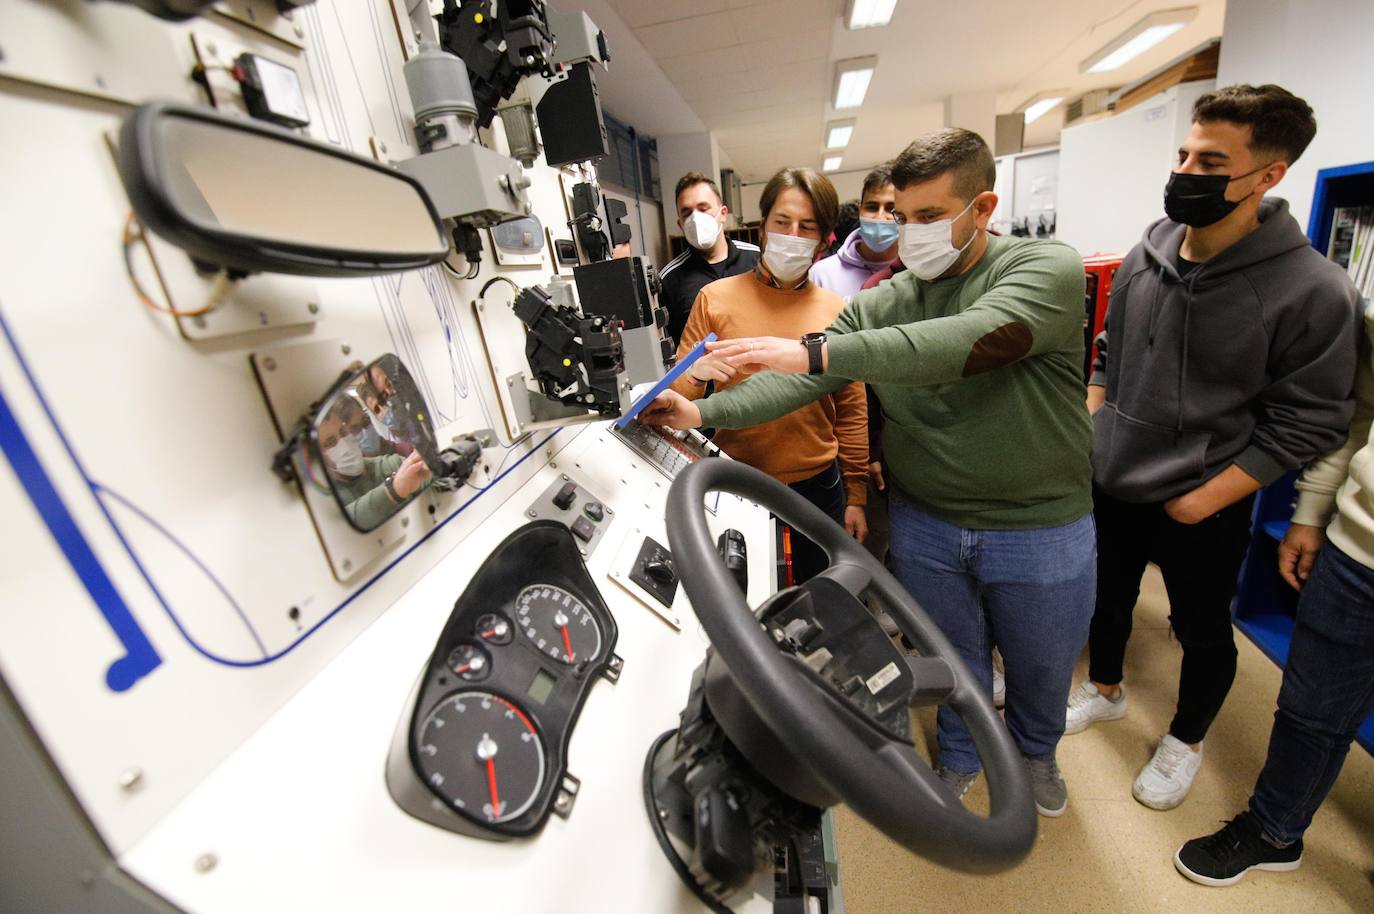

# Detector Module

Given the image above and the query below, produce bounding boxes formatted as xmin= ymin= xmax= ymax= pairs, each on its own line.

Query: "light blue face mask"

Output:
xmin=859 ymin=218 xmax=900 ymax=253
xmin=356 ymin=426 xmax=383 ymax=455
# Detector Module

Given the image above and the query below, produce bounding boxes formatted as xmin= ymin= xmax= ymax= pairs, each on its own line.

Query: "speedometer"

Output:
xmin=514 ymin=584 xmax=603 ymax=666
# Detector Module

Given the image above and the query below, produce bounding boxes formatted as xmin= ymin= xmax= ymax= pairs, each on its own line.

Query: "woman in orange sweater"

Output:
xmin=670 ymin=167 xmax=868 ymax=583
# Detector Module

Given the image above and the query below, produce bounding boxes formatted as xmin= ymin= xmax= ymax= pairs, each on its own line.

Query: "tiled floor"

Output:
xmin=835 ymin=564 xmax=1374 ymax=913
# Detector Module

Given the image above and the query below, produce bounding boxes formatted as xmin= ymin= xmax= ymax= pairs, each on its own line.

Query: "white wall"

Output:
xmin=1216 ymin=0 xmax=1374 ymax=231
xmin=1056 ymin=82 xmax=1215 ymax=255
xmin=656 ymin=131 xmax=720 ymax=237
xmin=739 ymin=169 xmax=870 ymax=225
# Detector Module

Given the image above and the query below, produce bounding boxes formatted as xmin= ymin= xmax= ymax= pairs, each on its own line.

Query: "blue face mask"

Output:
xmin=859 ymin=218 xmax=900 ymax=253
xmin=356 ymin=426 xmax=382 ymax=455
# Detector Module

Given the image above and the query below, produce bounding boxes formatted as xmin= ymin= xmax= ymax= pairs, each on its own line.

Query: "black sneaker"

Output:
xmin=1174 ymin=811 xmax=1303 ymax=886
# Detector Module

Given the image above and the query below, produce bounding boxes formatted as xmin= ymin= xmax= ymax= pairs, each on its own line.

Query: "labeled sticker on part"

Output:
xmin=865 ymin=661 xmax=900 ymax=695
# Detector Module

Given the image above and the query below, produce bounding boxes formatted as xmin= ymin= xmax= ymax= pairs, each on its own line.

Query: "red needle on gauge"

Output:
xmin=561 ymin=625 xmax=574 ymax=663
xmin=485 ymin=758 xmax=501 ymax=814
xmin=454 ymin=663 xmax=473 ymax=674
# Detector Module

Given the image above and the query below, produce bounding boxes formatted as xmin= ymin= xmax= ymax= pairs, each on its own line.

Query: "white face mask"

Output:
xmin=762 ymin=232 xmax=819 ymax=284
xmin=325 ymin=434 xmax=365 ymax=477
xmin=683 ymin=210 xmax=722 ymax=251
xmin=898 ymin=199 xmax=979 ymax=280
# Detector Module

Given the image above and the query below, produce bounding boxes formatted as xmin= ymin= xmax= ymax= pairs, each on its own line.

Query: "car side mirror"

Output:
xmin=117 ymin=102 xmax=450 ymax=277
xmin=306 ymin=356 xmax=440 ymax=533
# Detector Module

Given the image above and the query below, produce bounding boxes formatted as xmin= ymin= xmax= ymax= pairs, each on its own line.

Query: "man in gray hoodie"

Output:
xmin=1064 ymin=84 xmax=1361 ymax=810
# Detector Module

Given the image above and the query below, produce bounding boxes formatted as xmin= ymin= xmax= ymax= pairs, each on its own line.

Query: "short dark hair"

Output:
xmin=674 ymin=171 xmax=722 ymax=207
xmin=1192 ymin=84 xmax=1317 ymax=164
xmin=861 ymin=163 xmax=894 ymax=201
xmin=890 ymin=128 xmax=996 ymax=201
xmin=831 ymin=199 xmax=861 ymax=253
xmin=758 ymin=167 xmax=839 ymax=241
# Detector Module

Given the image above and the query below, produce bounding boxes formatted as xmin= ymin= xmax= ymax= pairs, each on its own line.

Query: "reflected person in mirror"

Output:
xmin=318 ymin=397 xmax=431 ymax=530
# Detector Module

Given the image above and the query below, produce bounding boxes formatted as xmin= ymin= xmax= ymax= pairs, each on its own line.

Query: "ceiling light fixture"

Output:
xmin=1080 ymin=7 xmax=1198 ymax=74
xmin=833 ymin=57 xmax=877 ymax=110
xmin=823 ymin=155 xmax=843 ymax=172
xmin=845 ymin=0 xmax=898 ymax=30
xmin=825 ymin=119 xmax=856 ymax=149
xmin=1015 ymin=90 xmax=1069 ymax=124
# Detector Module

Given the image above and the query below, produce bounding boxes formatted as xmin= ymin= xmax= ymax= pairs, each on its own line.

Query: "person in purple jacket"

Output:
xmin=809 ymin=163 xmax=899 ymax=301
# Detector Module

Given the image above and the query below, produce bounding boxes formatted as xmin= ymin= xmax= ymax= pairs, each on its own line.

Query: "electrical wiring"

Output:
xmin=122 ymin=211 xmax=233 ymax=319
xmin=478 ymin=275 xmax=521 ymax=300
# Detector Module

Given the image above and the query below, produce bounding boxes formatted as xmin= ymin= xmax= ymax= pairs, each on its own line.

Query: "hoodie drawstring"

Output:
xmin=1177 ymin=269 xmax=1203 ymax=441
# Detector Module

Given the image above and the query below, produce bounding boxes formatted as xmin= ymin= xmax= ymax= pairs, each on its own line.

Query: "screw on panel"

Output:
xmin=295 ymin=24 xmax=305 ymax=38
xmin=192 ymin=315 xmax=207 ymax=329
xmin=341 ymin=558 xmax=352 ymax=572
xmin=526 ymin=510 xmax=537 ymax=518
xmin=245 ymin=5 xmax=256 ymax=21
xmin=94 ymin=74 xmax=107 ymax=89
xmin=262 ymin=357 xmax=276 ymax=371
xmin=194 ymin=854 xmax=217 ymax=873
xmin=549 ymin=461 xmax=557 ymax=469
xmin=205 ymin=41 xmax=218 ymax=56
xmin=78 ymin=870 xmax=95 ymax=889
xmin=401 ymin=517 xmax=410 ymax=528
xmin=379 ymin=141 xmax=388 ymax=154
xmin=308 ymin=302 xmax=319 ymax=314
xmin=341 ymin=344 xmax=352 ymax=355
xmin=118 ymin=768 xmax=144 ymax=792
xmin=658 ymin=806 xmax=668 ymax=820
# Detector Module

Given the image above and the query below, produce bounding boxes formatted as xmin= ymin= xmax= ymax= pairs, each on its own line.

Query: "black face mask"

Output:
xmin=1163 ymin=166 xmax=1266 ymax=228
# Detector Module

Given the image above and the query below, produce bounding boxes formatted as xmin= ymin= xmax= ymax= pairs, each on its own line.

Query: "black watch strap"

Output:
xmin=384 ymin=474 xmax=400 ymax=501
xmin=802 ymin=333 xmax=825 ymax=375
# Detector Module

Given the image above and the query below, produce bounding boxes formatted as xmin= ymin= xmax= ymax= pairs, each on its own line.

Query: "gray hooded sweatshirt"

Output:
xmin=1091 ymin=197 xmax=1361 ymax=503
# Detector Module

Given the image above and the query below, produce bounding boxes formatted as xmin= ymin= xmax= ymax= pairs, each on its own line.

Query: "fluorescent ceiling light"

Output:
xmin=823 ymin=155 xmax=843 ymax=172
xmin=833 ymin=57 xmax=877 ymax=109
xmin=1081 ymin=7 xmax=1198 ymax=74
xmin=1016 ymin=90 xmax=1068 ymax=124
xmin=1023 ymin=96 xmax=1064 ymax=123
xmin=825 ymin=119 xmax=855 ymax=149
xmin=846 ymin=0 xmax=898 ymax=29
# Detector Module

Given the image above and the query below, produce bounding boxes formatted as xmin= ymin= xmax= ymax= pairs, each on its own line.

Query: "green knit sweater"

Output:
xmin=698 ymin=234 xmax=1092 ymax=529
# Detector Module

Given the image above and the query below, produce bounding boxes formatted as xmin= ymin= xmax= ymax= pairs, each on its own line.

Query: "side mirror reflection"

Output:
xmin=309 ymin=356 xmax=440 ymax=533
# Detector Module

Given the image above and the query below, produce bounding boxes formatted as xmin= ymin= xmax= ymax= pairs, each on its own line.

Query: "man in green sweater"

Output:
xmin=641 ymin=128 xmax=1093 ymax=817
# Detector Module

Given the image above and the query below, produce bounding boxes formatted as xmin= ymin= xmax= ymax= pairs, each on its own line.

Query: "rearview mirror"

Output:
xmin=118 ymin=102 xmax=451 ymax=277
xmin=308 ymin=356 xmax=441 ymax=533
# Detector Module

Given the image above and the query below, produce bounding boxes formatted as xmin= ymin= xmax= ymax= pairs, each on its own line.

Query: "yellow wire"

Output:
xmin=122 ymin=211 xmax=232 ymax=319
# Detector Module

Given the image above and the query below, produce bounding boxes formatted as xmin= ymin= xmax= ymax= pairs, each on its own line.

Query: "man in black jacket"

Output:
xmin=659 ymin=172 xmax=759 ymax=346
xmin=1064 ymin=85 xmax=1361 ymax=811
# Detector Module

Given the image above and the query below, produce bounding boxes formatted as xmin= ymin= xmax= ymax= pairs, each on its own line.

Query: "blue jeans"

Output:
xmin=1249 ymin=542 xmax=1374 ymax=844
xmin=888 ymin=498 xmax=1097 ymax=773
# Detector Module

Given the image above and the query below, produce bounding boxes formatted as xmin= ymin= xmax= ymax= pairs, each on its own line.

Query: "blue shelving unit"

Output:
xmin=1231 ymin=161 xmax=1374 ymax=756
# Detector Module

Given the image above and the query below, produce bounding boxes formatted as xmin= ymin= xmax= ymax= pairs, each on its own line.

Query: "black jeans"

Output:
xmin=785 ymin=460 xmax=846 ymax=584
xmin=1088 ymin=484 xmax=1256 ymax=744
xmin=1250 ymin=543 xmax=1374 ymax=843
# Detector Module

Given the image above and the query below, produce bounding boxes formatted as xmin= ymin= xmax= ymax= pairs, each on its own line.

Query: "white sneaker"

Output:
xmin=1133 ymin=735 xmax=1203 ymax=810
xmin=1064 ymin=681 xmax=1126 ymax=734
xmin=992 ymin=666 xmax=1006 ymax=709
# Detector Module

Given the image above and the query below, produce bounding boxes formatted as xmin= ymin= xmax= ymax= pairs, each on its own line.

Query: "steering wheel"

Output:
xmin=667 ymin=459 xmax=1036 ymax=873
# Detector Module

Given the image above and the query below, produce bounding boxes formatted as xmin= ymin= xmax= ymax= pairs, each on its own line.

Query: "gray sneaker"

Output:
xmin=936 ymin=765 xmax=980 ymax=801
xmin=1024 ymin=756 xmax=1067 ymax=817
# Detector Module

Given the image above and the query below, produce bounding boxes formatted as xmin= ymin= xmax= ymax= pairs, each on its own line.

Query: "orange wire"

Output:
xmin=122 ymin=210 xmax=226 ymax=318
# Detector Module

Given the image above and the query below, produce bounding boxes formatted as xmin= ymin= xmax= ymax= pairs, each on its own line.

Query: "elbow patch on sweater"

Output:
xmin=962 ymin=322 xmax=1033 ymax=376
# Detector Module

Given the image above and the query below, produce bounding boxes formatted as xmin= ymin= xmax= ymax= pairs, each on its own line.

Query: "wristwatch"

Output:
xmin=801 ymin=332 xmax=826 ymax=375
xmin=384 ymin=473 xmax=400 ymax=502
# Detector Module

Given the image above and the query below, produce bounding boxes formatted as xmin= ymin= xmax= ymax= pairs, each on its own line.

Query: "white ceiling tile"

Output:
xmin=633 ymin=11 xmax=741 ymax=59
xmin=608 ymin=0 xmax=730 ymax=30
xmin=655 ymin=44 xmax=752 ymax=85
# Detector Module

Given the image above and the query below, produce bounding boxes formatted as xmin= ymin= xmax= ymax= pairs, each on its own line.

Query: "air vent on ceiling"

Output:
xmin=1065 ymin=89 xmax=1114 ymax=125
